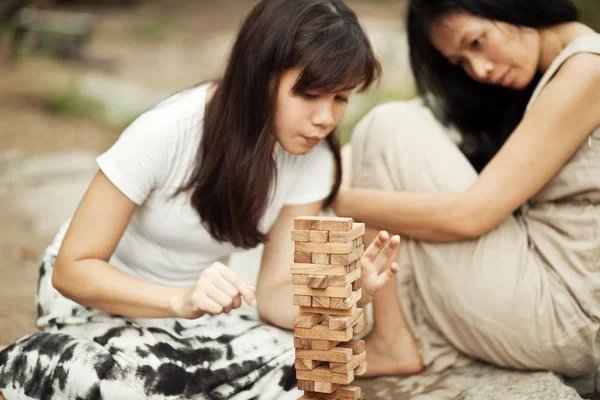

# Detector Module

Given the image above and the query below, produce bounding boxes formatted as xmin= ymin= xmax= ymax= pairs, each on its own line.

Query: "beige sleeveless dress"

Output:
xmin=351 ymin=33 xmax=600 ymax=377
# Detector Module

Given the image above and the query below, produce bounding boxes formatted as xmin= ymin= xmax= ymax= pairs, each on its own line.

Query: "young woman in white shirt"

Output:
xmin=0 ymin=1 xmax=399 ymax=399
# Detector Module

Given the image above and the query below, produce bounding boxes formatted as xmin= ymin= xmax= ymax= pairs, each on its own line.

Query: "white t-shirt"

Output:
xmin=94 ymin=84 xmax=335 ymax=288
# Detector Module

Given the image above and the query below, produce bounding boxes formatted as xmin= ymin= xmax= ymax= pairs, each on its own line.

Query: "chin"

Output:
xmin=280 ymin=143 xmax=312 ymax=155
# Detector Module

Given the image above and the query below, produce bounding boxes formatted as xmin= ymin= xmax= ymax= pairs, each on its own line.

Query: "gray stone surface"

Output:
xmin=357 ymin=362 xmax=587 ymax=399
xmin=565 ymin=370 xmax=598 ymax=397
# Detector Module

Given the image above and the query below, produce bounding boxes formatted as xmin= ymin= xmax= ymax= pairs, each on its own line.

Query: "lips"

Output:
xmin=494 ymin=69 xmax=512 ymax=87
xmin=304 ymin=135 xmax=324 ymax=146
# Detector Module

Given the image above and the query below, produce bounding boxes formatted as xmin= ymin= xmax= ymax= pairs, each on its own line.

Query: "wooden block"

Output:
xmin=293 ymin=295 xmax=312 ymax=307
xmin=291 ymin=263 xmax=347 ymax=276
xmin=330 ymin=245 xmax=363 ymax=265
xmin=294 ymin=218 xmax=315 ymax=230
xmin=356 ymin=237 xmax=363 ymax=246
xmin=312 ymin=381 xmax=340 ymax=394
xmin=294 ymin=284 xmax=352 ymax=298
xmin=307 ymin=275 xmax=328 ymax=289
xmin=330 ymin=289 xmax=361 ymax=310
xmin=330 ymin=386 xmax=362 ymax=400
xmin=295 ymin=241 xmax=356 ymax=255
xmin=291 ymin=230 xmax=310 ymax=242
xmin=294 ymin=217 xmax=353 ymax=232
xmin=329 ymin=308 xmax=364 ymax=331
xmin=353 ymin=311 xmax=365 ymax=334
xmin=297 ymin=381 xmax=340 ymax=394
xmin=295 ymin=358 xmax=323 ymax=371
xmin=354 ymin=361 xmax=367 ymax=376
xmin=336 ymin=340 xmax=365 ymax=355
xmin=297 ymin=380 xmax=315 ymax=392
xmin=328 ymin=267 xmax=361 ymax=287
xmin=329 ymin=223 xmax=365 ymax=243
xmin=296 ymin=270 xmax=359 ymax=289
xmin=309 ymin=230 xmax=329 ymax=243
xmin=311 ymin=253 xmax=330 ymax=264
xmin=351 ymin=277 xmax=362 ymax=291
xmin=295 ymin=347 xmax=352 ymax=363
xmin=346 ymin=259 xmax=361 ymax=272
xmin=310 ymin=339 xmax=340 ymax=351
xmin=294 ymin=337 xmax=312 ymax=349
xmin=329 ymin=351 xmax=366 ymax=373
xmin=299 ymin=304 xmax=357 ymax=316
xmin=296 ymin=365 xmax=354 ymax=385
xmin=293 ymin=274 xmax=308 ymax=285
xmin=298 ymin=387 xmax=362 ymax=400
xmin=295 ymin=322 xmax=353 ymax=342
xmin=312 ymin=296 xmax=331 ymax=308
xmin=294 ymin=313 xmax=326 ymax=328
xmin=294 ymin=252 xmax=312 ymax=263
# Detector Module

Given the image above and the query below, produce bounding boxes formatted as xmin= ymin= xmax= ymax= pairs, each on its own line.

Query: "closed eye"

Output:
xmin=302 ymin=93 xmax=319 ymax=100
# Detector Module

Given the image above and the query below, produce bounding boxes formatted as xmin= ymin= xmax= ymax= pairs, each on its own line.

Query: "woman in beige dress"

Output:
xmin=334 ymin=0 xmax=600 ymax=378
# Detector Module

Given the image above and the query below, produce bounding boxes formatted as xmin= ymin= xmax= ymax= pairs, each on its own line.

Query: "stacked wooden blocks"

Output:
xmin=292 ymin=216 xmax=367 ymax=400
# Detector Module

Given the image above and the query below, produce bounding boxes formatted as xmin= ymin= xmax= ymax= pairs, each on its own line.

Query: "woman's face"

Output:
xmin=429 ymin=12 xmax=541 ymax=90
xmin=273 ymin=68 xmax=351 ymax=155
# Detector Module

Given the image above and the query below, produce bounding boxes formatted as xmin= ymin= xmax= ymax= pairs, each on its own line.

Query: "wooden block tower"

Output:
xmin=291 ymin=216 xmax=367 ymax=400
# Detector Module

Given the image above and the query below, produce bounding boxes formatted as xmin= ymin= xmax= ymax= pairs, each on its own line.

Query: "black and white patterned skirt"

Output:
xmin=0 ymin=226 xmax=299 ymax=400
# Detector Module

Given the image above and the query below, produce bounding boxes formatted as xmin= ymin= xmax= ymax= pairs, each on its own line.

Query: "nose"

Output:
xmin=470 ymin=56 xmax=493 ymax=82
xmin=311 ymin=99 xmax=335 ymax=128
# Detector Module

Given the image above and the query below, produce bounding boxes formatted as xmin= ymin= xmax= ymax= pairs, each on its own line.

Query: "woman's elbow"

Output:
xmin=456 ymin=213 xmax=495 ymax=240
xmin=51 ymin=254 xmax=77 ymax=299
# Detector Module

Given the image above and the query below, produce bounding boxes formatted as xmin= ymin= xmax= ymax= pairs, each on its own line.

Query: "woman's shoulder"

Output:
xmin=123 ymin=83 xmax=210 ymax=142
xmin=527 ymin=33 xmax=600 ymax=111
xmin=550 ymin=32 xmax=600 ymax=73
xmin=549 ymin=35 xmax=600 ymax=90
xmin=145 ymin=84 xmax=209 ymax=123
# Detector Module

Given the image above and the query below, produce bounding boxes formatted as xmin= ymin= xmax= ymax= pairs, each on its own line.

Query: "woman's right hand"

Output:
xmin=170 ymin=262 xmax=257 ymax=319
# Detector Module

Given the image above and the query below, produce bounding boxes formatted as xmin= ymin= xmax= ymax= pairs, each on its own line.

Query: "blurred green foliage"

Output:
xmin=575 ymin=0 xmax=600 ymax=29
xmin=45 ymin=86 xmax=106 ymax=120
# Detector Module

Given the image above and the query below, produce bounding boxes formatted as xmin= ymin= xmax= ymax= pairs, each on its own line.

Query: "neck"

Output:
xmin=538 ymin=22 xmax=595 ymax=73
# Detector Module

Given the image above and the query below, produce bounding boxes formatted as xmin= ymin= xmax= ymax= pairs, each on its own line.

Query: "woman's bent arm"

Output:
xmin=52 ymin=171 xmax=186 ymax=318
xmin=336 ymin=53 xmax=600 ymax=242
xmin=256 ymin=202 xmax=323 ymax=330
xmin=334 ymin=189 xmax=476 ymax=241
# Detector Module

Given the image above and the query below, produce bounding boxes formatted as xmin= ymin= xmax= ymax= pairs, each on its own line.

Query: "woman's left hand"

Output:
xmin=359 ymin=230 xmax=401 ymax=306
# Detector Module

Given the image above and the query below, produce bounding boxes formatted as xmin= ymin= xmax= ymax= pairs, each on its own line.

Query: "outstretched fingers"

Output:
xmin=376 ymin=261 xmax=400 ymax=289
xmin=364 ymin=231 xmax=401 ymax=275
xmin=362 ymin=230 xmax=391 ymax=263
xmin=375 ymin=234 xmax=401 ymax=272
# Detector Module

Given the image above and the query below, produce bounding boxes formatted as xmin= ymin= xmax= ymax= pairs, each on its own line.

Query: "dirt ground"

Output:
xmin=0 ymin=0 xmax=408 ymax=344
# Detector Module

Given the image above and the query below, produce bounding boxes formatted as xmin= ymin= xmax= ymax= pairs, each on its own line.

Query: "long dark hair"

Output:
xmin=408 ymin=0 xmax=579 ymax=171
xmin=179 ymin=0 xmax=381 ymax=249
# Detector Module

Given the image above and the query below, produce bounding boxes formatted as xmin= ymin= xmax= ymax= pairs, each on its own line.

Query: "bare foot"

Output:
xmin=361 ymin=328 xmax=424 ymax=377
